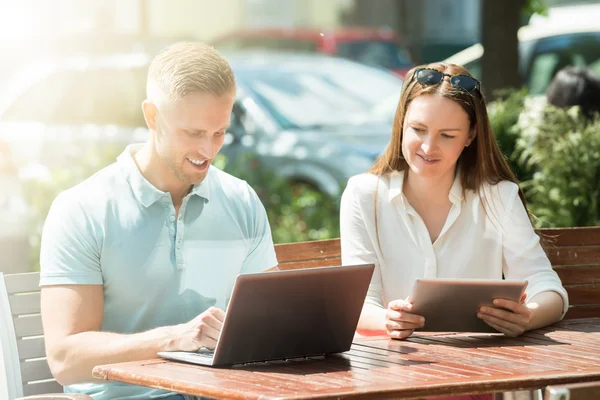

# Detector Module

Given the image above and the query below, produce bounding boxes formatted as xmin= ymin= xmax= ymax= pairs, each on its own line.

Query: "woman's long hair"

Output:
xmin=370 ymin=63 xmax=531 ymax=250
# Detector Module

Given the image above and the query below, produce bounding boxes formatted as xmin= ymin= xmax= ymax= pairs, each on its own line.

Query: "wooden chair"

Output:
xmin=542 ymin=227 xmax=600 ymax=319
xmin=0 ymin=272 xmax=91 ymax=400
xmin=544 ymin=381 xmax=600 ymax=400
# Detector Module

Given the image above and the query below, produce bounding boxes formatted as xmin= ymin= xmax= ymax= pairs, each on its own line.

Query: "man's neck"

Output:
xmin=133 ymin=142 xmax=191 ymax=207
xmin=403 ymin=169 xmax=455 ymax=207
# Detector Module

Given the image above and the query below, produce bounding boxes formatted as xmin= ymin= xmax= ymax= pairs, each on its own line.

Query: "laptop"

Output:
xmin=158 ymin=263 xmax=375 ymax=367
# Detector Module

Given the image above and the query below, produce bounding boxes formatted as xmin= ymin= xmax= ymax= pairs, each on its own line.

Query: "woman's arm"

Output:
xmin=479 ymin=182 xmax=568 ymax=335
xmin=341 ymin=176 xmax=424 ymax=339
xmin=357 ymin=303 xmax=388 ymax=336
xmin=525 ymin=291 xmax=565 ymax=330
xmin=340 ymin=177 xmax=390 ymax=335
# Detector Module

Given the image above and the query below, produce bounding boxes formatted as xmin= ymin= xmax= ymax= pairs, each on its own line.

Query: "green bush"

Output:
xmin=214 ymin=153 xmax=340 ymax=244
xmin=487 ymin=88 xmax=533 ymax=182
xmin=516 ymin=106 xmax=600 ymax=227
xmin=489 ymin=91 xmax=600 ymax=228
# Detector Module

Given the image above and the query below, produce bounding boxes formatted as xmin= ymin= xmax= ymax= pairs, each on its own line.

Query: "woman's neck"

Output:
xmin=403 ymin=168 xmax=456 ymax=206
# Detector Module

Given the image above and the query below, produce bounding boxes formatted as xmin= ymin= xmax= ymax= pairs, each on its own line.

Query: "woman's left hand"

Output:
xmin=477 ymin=293 xmax=531 ymax=337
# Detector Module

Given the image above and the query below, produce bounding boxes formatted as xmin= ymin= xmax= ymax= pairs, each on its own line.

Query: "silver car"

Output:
xmin=0 ymin=51 xmax=401 ymax=198
xmin=224 ymin=52 xmax=402 ymax=196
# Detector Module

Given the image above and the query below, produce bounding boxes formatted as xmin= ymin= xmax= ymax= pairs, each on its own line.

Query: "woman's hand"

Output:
xmin=386 ymin=298 xmax=425 ymax=340
xmin=478 ymin=293 xmax=531 ymax=337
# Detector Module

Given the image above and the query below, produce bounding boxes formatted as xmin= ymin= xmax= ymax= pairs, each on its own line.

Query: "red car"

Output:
xmin=211 ymin=27 xmax=414 ymax=77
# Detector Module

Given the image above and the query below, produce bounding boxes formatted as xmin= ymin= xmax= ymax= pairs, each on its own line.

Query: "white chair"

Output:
xmin=0 ymin=272 xmax=90 ymax=400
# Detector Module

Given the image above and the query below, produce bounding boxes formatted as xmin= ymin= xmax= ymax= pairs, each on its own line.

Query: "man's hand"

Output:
xmin=386 ymin=298 xmax=425 ymax=340
xmin=478 ymin=293 xmax=531 ymax=337
xmin=169 ymin=307 xmax=226 ymax=351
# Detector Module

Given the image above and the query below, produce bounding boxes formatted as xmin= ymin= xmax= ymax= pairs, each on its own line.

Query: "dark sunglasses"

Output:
xmin=414 ymin=67 xmax=481 ymax=93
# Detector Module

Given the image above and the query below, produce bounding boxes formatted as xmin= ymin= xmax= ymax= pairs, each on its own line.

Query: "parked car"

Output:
xmin=444 ymin=18 xmax=600 ymax=95
xmin=0 ymin=51 xmax=402 ymax=199
xmin=222 ymin=52 xmax=402 ymax=196
xmin=211 ymin=27 xmax=414 ymax=77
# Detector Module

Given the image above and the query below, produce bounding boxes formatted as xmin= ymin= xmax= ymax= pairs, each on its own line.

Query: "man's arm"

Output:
xmin=42 ymin=285 xmax=224 ymax=386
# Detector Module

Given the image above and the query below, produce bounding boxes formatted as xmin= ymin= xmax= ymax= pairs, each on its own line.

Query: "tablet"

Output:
xmin=407 ymin=278 xmax=528 ymax=333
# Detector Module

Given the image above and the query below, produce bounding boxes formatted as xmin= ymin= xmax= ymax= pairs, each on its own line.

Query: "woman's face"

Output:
xmin=401 ymin=94 xmax=474 ymax=181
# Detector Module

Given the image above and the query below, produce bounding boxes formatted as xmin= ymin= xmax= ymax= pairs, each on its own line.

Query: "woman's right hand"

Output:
xmin=386 ymin=298 xmax=425 ymax=340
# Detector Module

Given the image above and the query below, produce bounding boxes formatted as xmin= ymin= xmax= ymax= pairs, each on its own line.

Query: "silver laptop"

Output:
xmin=158 ymin=263 xmax=374 ymax=367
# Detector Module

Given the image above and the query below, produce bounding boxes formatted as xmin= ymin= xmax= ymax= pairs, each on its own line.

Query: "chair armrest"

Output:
xmin=15 ymin=394 xmax=93 ymax=400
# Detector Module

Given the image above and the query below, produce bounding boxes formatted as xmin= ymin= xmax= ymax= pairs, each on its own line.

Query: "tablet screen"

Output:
xmin=408 ymin=278 xmax=528 ymax=333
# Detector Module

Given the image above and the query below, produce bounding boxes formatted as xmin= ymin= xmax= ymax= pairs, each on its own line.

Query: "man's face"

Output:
xmin=154 ymin=91 xmax=234 ymax=185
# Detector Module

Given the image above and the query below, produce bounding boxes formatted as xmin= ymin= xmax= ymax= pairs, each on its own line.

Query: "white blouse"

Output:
xmin=340 ymin=171 xmax=569 ymax=315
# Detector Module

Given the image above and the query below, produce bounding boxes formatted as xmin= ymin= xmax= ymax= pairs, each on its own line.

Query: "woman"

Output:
xmin=340 ymin=63 xmax=568 ymax=400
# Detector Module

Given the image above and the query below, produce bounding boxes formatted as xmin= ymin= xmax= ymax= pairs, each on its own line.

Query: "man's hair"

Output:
xmin=546 ymin=66 xmax=600 ymax=119
xmin=147 ymin=42 xmax=235 ymax=102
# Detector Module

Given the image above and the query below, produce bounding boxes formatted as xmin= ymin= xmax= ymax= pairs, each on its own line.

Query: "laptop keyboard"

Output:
xmin=195 ymin=349 xmax=215 ymax=358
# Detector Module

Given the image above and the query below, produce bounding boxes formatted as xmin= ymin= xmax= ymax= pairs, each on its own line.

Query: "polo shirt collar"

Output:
xmin=117 ymin=144 xmax=212 ymax=208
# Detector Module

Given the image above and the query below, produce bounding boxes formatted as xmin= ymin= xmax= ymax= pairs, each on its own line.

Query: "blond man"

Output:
xmin=39 ymin=42 xmax=278 ymax=400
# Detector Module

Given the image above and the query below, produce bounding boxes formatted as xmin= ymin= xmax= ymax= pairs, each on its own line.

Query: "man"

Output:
xmin=39 ymin=42 xmax=278 ymax=399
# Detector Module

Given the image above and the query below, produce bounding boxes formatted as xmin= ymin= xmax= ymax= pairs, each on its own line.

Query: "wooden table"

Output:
xmin=92 ymin=318 xmax=600 ymax=399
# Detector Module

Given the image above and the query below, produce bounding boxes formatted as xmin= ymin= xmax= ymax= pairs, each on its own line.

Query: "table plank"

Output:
xmin=93 ymin=318 xmax=600 ymax=399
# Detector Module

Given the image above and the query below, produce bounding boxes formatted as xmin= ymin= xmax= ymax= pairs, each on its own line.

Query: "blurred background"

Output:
xmin=1 ymin=0 xmax=599 ymax=273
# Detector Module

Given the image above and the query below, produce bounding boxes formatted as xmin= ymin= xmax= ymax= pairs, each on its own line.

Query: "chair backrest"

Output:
xmin=544 ymin=381 xmax=600 ymax=400
xmin=273 ymin=227 xmax=600 ymax=319
xmin=0 ymin=272 xmax=62 ymax=399
xmin=275 ymin=238 xmax=341 ymax=270
xmin=541 ymin=227 xmax=600 ymax=319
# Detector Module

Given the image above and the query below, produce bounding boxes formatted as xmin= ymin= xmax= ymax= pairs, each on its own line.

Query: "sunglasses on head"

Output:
xmin=414 ymin=67 xmax=481 ymax=93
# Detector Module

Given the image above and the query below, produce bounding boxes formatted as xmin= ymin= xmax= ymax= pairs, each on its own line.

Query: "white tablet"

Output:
xmin=407 ymin=278 xmax=528 ymax=333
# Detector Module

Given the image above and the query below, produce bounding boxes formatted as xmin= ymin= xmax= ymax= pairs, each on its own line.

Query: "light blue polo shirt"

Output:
xmin=39 ymin=144 xmax=278 ymax=400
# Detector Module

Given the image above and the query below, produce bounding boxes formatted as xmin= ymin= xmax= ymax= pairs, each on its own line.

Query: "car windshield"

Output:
xmin=236 ymin=60 xmax=403 ymax=130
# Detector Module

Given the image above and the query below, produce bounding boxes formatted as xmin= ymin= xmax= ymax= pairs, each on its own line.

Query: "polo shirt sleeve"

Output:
xmin=498 ymin=181 xmax=569 ymax=316
xmin=39 ymin=190 xmax=103 ymax=286
xmin=240 ymin=184 xmax=278 ymax=274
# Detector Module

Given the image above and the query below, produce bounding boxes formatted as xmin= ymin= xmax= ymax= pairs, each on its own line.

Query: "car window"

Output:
xmin=336 ymin=40 xmax=413 ymax=69
xmin=453 ymin=39 xmax=532 ymax=83
xmin=3 ymin=67 xmax=147 ymax=127
xmin=237 ymin=61 xmax=402 ymax=129
xmin=528 ymin=53 xmax=569 ymax=95
xmin=463 ymin=60 xmax=481 ymax=80
xmin=229 ymin=101 xmax=249 ymax=135
xmin=527 ymin=32 xmax=600 ymax=95
xmin=589 ymin=59 xmax=600 ymax=76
